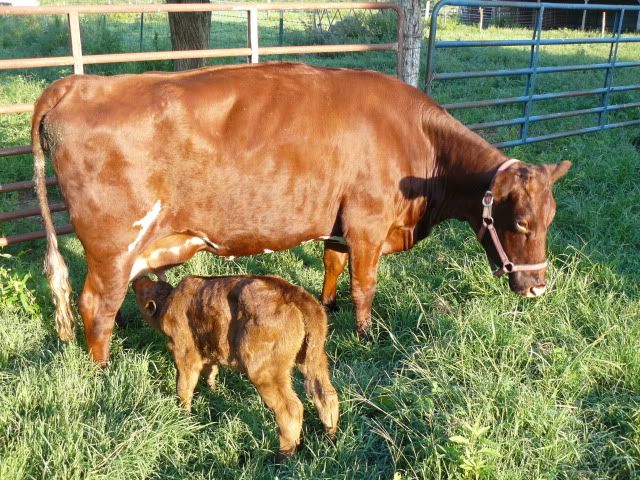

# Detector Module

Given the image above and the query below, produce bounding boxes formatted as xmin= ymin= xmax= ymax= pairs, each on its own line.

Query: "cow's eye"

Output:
xmin=515 ymin=219 xmax=529 ymax=234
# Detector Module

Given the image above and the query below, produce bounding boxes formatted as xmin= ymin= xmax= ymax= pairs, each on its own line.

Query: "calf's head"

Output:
xmin=479 ymin=160 xmax=571 ymax=297
xmin=132 ymin=276 xmax=174 ymax=329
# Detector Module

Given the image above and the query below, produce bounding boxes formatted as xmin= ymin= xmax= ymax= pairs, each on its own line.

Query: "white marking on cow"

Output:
xmin=225 ymin=255 xmax=235 ymax=261
xmin=202 ymin=237 xmax=221 ymax=250
xmin=127 ymin=200 xmax=162 ymax=252
xmin=263 ymin=249 xmax=274 ymax=254
xmin=318 ymin=235 xmax=347 ymax=244
xmin=129 ymin=236 xmax=209 ymax=282
xmin=129 ymin=257 xmax=150 ymax=281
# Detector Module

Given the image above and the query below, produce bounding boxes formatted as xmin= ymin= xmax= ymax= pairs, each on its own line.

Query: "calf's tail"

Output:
xmin=31 ymin=79 xmax=75 ymax=341
xmin=294 ymin=292 xmax=339 ymax=438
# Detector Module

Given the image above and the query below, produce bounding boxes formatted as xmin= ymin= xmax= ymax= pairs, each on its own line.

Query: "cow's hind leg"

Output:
xmin=78 ymin=266 xmax=129 ymax=366
xmin=348 ymin=240 xmax=383 ymax=337
xmin=321 ymin=245 xmax=348 ymax=311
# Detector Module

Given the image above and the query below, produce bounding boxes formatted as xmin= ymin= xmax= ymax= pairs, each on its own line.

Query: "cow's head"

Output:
xmin=131 ymin=276 xmax=174 ymax=329
xmin=478 ymin=160 xmax=571 ymax=297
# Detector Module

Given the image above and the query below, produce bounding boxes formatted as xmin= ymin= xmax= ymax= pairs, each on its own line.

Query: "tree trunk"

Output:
xmin=167 ymin=0 xmax=211 ymax=71
xmin=401 ymin=0 xmax=424 ymax=88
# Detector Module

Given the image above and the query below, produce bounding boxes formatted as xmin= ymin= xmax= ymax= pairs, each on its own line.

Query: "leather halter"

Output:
xmin=477 ymin=159 xmax=548 ymax=277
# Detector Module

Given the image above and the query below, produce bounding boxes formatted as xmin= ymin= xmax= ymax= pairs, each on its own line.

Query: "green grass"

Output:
xmin=1 ymin=8 xmax=640 ymax=480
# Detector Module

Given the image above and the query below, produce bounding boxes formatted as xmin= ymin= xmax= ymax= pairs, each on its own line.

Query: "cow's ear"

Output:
xmin=145 ymin=300 xmax=157 ymax=317
xmin=546 ymin=160 xmax=572 ymax=183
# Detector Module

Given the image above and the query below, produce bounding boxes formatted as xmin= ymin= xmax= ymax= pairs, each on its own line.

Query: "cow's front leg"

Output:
xmin=78 ymin=266 xmax=129 ymax=366
xmin=321 ymin=244 xmax=348 ymax=311
xmin=348 ymin=240 xmax=382 ymax=336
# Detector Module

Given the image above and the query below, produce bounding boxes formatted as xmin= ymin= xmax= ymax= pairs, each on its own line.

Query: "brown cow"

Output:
xmin=132 ymin=274 xmax=339 ymax=460
xmin=32 ymin=62 xmax=571 ymax=364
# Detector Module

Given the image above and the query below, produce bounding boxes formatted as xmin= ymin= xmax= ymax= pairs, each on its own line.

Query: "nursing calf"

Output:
xmin=131 ymin=274 xmax=339 ymax=459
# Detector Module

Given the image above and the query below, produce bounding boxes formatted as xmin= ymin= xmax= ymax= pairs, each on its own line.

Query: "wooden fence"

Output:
xmin=0 ymin=2 xmax=404 ymax=247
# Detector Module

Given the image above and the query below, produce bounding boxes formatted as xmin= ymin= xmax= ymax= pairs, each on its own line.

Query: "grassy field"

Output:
xmin=1 ymin=6 xmax=640 ymax=479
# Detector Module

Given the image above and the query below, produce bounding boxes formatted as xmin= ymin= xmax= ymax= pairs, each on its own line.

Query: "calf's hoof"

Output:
xmin=321 ymin=298 xmax=339 ymax=313
xmin=274 ymin=449 xmax=296 ymax=466
xmin=115 ymin=310 xmax=128 ymax=329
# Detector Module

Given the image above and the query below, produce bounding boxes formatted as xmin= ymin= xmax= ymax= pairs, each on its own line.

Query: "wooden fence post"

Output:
xmin=247 ymin=7 xmax=259 ymax=63
xmin=67 ymin=11 xmax=84 ymax=74
xmin=400 ymin=0 xmax=423 ymax=87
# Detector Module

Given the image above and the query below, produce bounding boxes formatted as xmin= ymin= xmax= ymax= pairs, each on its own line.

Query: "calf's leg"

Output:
xmin=204 ymin=364 xmax=219 ymax=392
xmin=173 ymin=348 xmax=204 ymax=412
xmin=251 ymin=371 xmax=303 ymax=459
xmin=321 ymin=245 xmax=348 ymax=310
xmin=298 ymin=351 xmax=339 ymax=439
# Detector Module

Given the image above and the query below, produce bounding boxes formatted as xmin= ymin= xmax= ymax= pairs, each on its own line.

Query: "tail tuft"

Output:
xmin=44 ymin=239 xmax=75 ymax=341
xmin=32 ymin=79 xmax=76 ymax=341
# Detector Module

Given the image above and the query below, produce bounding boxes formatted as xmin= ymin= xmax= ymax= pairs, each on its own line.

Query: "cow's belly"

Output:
xmin=128 ymin=232 xmax=347 ymax=281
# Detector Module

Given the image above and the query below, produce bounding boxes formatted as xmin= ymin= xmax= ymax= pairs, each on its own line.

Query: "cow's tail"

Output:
xmin=293 ymin=291 xmax=339 ymax=438
xmin=32 ymin=79 xmax=75 ymax=341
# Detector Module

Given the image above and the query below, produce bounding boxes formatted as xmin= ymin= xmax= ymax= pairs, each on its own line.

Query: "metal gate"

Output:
xmin=425 ymin=0 xmax=640 ymax=148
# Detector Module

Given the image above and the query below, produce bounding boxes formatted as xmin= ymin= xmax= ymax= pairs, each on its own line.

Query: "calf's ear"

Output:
xmin=145 ymin=300 xmax=157 ymax=317
xmin=546 ymin=160 xmax=572 ymax=183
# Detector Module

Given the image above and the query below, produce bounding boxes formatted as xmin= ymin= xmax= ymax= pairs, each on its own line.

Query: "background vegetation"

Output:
xmin=1 ymin=4 xmax=639 ymax=479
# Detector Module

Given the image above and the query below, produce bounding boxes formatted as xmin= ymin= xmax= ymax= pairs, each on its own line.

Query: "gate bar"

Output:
xmin=599 ymin=10 xmax=624 ymax=126
xmin=520 ymin=6 xmax=544 ymax=144
xmin=0 ymin=225 xmax=73 ymax=248
xmin=495 ymin=119 xmax=640 ymax=148
xmin=0 ymin=202 xmax=66 ymax=222
xmin=434 ymin=61 xmax=640 ymax=81
xmin=435 ymin=37 xmax=640 ymax=47
xmin=467 ymin=101 xmax=640 ymax=130
xmin=0 ymin=177 xmax=57 ymax=193
xmin=442 ymin=85 xmax=640 ymax=110
xmin=0 ymin=43 xmax=397 ymax=71
xmin=0 ymin=146 xmax=31 ymax=157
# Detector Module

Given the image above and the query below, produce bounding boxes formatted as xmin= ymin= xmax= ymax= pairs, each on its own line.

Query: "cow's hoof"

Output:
xmin=274 ymin=449 xmax=295 ymax=466
xmin=322 ymin=300 xmax=339 ymax=313
xmin=356 ymin=326 xmax=372 ymax=341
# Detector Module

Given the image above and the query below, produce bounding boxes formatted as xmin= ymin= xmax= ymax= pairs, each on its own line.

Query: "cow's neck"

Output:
xmin=425 ymin=119 xmax=508 ymax=230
